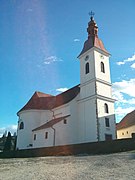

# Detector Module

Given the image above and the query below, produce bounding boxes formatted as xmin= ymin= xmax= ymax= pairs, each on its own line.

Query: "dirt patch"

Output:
xmin=0 ymin=152 xmax=135 ymax=180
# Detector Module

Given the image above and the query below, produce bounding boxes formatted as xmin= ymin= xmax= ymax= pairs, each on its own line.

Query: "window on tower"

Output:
xmin=105 ymin=118 xmax=110 ymax=127
xmin=101 ymin=62 xmax=105 ymax=73
xmin=85 ymin=62 xmax=89 ymax=74
xmin=63 ymin=119 xmax=67 ymax=124
xmin=104 ymin=103 xmax=109 ymax=113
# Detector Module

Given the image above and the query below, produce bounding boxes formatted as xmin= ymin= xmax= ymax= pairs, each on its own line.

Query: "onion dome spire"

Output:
xmin=87 ymin=11 xmax=98 ymax=38
xmin=78 ymin=11 xmax=109 ymax=57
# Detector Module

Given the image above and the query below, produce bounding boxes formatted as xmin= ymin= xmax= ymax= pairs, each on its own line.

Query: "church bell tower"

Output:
xmin=78 ymin=12 xmax=111 ymax=92
xmin=77 ymin=12 xmax=116 ymax=142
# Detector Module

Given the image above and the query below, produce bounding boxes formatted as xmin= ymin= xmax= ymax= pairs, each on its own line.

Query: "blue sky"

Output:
xmin=0 ymin=0 xmax=135 ymax=136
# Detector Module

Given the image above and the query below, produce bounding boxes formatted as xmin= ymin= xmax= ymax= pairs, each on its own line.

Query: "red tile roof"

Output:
xmin=32 ymin=115 xmax=70 ymax=131
xmin=78 ymin=36 xmax=109 ymax=57
xmin=35 ymin=92 xmax=53 ymax=98
xmin=17 ymin=85 xmax=80 ymax=114
xmin=116 ymin=110 xmax=135 ymax=130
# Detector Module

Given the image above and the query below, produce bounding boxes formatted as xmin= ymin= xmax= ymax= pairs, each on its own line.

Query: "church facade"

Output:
xmin=16 ymin=15 xmax=116 ymax=150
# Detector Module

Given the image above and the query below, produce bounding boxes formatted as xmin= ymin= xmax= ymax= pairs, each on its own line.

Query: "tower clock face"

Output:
xmin=85 ymin=55 xmax=89 ymax=61
xmin=100 ymin=54 xmax=104 ymax=59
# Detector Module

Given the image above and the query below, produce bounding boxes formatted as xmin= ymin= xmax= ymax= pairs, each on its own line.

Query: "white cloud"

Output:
xmin=0 ymin=125 xmax=17 ymax=137
xmin=74 ymin=39 xmax=80 ymax=42
xmin=113 ymin=78 xmax=135 ymax=98
xmin=44 ymin=61 xmax=51 ymax=65
xmin=115 ymin=106 xmax=135 ymax=115
xmin=116 ymin=53 xmax=135 ymax=65
xmin=131 ymin=63 xmax=135 ymax=69
xmin=56 ymin=88 xmax=68 ymax=93
xmin=43 ymin=56 xmax=63 ymax=65
xmin=112 ymin=78 xmax=135 ymax=122
xmin=115 ymin=106 xmax=135 ymax=123
xmin=116 ymin=61 xmax=125 ymax=65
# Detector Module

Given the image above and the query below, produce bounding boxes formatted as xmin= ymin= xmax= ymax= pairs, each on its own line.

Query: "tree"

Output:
xmin=3 ymin=132 xmax=12 ymax=151
xmin=2 ymin=130 xmax=7 ymax=138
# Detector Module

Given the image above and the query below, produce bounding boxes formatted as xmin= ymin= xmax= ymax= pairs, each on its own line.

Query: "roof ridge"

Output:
xmin=34 ymin=91 xmax=53 ymax=97
xmin=116 ymin=109 xmax=135 ymax=130
xmin=17 ymin=85 xmax=80 ymax=114
xmin=32 ymin=115 xmax=70 ymax=131
xmin=56 ymin=84 xmax=80 ymax=97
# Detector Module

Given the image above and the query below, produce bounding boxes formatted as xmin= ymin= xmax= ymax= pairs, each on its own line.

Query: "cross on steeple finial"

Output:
xmin=89 ymin=11 xmax=95 ymax=21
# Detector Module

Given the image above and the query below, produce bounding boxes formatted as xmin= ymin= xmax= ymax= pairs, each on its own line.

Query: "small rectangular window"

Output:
xmin=45 ymin=132 xmax=48 ymax=139
xmin=34 ymin=134 xmax=36 ymax=140
xmin=63 ymin=119 xmax=67 ymax=124
xmin=105 ymin=118 xmax=110 ymax=127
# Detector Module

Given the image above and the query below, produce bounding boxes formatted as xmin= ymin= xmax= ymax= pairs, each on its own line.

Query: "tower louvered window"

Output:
xmin=104 ymin=103 xmax=109 ymax=113
xmin=101 ymin=62 xmax=105 ymax=73
xmin=85 ymin=62 xmax=89 ymax=74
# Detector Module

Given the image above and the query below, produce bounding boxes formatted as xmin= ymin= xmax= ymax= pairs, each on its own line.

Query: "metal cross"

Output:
xmin=89 ymin=11 xmax=95 ymax=19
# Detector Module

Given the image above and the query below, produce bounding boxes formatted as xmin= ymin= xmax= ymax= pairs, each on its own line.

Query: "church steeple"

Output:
xmin=78 ymin=12 xmax=109 ymax=57
xmin=87 ymin=11 xmax=98 ymax=38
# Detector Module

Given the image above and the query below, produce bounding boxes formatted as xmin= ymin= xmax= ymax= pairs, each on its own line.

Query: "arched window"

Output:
xmin=19 ymin=122 xmax=24 ymax=130
xmin=85 ymin=62 xmax=89 ymax=74
xmin=101 ymin=62 xmax=105 ymax=73
xmin=104 ymin=103 xmax=109 ymax=113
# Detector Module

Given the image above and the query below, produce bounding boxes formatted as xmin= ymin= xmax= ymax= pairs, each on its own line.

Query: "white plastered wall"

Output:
xmin=17 ymin=110 xmax=43 ymax=149
xmin=117 ymin=125 xmax=135 ymax=139
xmin=77 ymin=97 xmax=97 ymax=143
xmin=94 ymin=50 xmax=111 ymax=83
xmin=96 ymin=81 xmax=112 ymax=98
xmin=32 ymin=95 xmax=79 ymax=148
xmin=97 ymin=99 xmax=116 ymax=141
xmin=32 ymin=128 xmax=54 ymax=148
xmin=79 ymin=49 xmax=95 ymax=84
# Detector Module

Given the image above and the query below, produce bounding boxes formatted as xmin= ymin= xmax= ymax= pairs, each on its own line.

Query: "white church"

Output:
xmin=16 ymin=14 xmax=116 ymax=150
